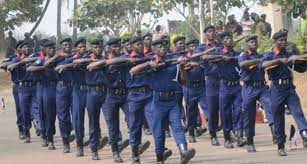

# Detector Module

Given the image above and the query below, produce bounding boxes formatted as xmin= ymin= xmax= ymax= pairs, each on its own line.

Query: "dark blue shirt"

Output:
xmin=12 ymin=53 xmax=40 ymax=82
xmin=31 ymin=57 xmax=58 ymax=82
xmin=70 ymin=54 xmax=87 ymax=85
xmin=55 ymin=54 xmax=74 ymax=82
xmin=217 ymin=48 xmax=241 ymax=81
xmin=105 ymin=54 xmax=128 ymax=88
xmin=4 ymin=54 xmax=19 ymax=83
xmin=85 ymin=55 xmax=108 ymax=86
xmin=238 ymin=51 xmax=266 ymax=82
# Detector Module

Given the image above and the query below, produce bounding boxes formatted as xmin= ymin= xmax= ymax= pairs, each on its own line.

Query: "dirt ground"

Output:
xmin=1 ymin=68 xmax=307 ymax=164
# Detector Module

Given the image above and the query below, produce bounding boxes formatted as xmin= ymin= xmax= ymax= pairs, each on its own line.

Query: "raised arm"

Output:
xmin=262 ymin=58 xmax=287 ymax=69
xmin=87 ymin=59 xmax=108 ymax=71
xmin=239 ymin=59 xmax=262 ymax=69
xmin=129 ymin=61 xmax=152 ymax=76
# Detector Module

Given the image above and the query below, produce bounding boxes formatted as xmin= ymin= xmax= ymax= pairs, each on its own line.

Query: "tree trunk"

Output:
xmin=0 ymin=26 xmax=5 ymax=54
xmin=57 ymin=0 xmax=62 ymax=46
xmin=72 ymin=0 xmax=78 ymax=41
xmin=29 ymin=0 xmax=51 ymax=36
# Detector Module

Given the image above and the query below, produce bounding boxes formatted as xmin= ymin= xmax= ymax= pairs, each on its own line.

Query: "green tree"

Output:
xmin=0 ymin=0 xmax=50 ymax=52
xmin=70 ymin=0 xmax=163 ymax=36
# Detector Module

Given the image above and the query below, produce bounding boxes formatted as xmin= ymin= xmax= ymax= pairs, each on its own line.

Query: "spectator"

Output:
xmin=252 ymin=14 xmax=267 ymax=37
xmin=261 ymin=14 xmax=272 ymax=38
xmin=240 ymin=9 xmax=254 ymax=35
xmin=225 ymin=14 xmax=243 ymax=35
xmin=5 ymin=31 xmax=17 ymax=57
xmin=153 ymin=25 xmax=166 ymax=40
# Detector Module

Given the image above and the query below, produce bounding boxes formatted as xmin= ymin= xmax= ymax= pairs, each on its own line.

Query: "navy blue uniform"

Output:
xmin=263 ymin=49 xmax=307 ymax=145
xmin=239 ymin=51 xmax=274 ymax=139
xmin=217 ymin=48 xmax=243 ymax=133
xmin=32 ymin=57 xmax=58 ymax=141
xmin=196 ymin=42 xmax=223 ymax=137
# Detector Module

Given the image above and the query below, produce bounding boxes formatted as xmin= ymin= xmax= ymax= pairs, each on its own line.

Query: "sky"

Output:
xmin=11 ymin=0 xmax=259 ymax=39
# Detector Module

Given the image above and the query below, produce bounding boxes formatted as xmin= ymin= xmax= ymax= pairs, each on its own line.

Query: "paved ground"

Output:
xmin=1 ymin=71 xmax=307 ymax=164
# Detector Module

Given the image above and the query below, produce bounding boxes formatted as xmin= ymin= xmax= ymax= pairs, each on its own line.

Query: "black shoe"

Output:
xmin=195 ymin=126 xmax=207 ymax=137
xmin=179 ymin=144 xmax=196 ymax=164
xmin=270 ymin=125 xmax=277 ymax=144
xmin=83 ymin=139 xmax=90 ymax=147
xmin=165 ymin=130 xmax=172 ymax=138
xmin=246 ymin=144 xmax=256 ymax=152
xmin=48 ymin=141 xmax=56 ymax=150
xmin=62 ymin=138 xmax=70 ymax=153
xmin=138 ymin=140 xmax=150 ymax=155
xmin=156 ymin=154 xmax=164 ymax=164
xmin=112 ymin=144 xmax=123 ymax=163
xmin=224 ymin=140 xmax=234 ymax=149
xmin=24 ymin=137 xmax=31 ymax=143
xmin=230 ymin=131 xmax=236 ymax=143
xmin=33 ymin=121 xmax=40 ymax=137
xmin=211 ymin=138 xmax=220 ymax=146
xmin=163 ymin=149 xmax=172 ymax=161
xmin=132 ymin=147 xmax=140 ymax=164
xmin=24 ymin=130 xmax=31 ymax=143
xmin=42 ymin=138 xmax=48 ymax=147
xmin=278 ymin=148 xmax=287 ymax=156
xmin=144 ymin=128 xmax=152 ymax=135
xmin=18 ymin=132 xmax=26 ymax=140
xmin=118 ymin=139 xmax=129 ymax=153
xmin=188 ymin=129 xmax=196 ymax=143
xmin=98 ymin=136 xmax=109 ymax=150
xmin=76 ymin=143 xmax=84 ymax=157
xmin=68 ymin=134 xmax=76 ymax=143
xmin=237 ymin=137 xmax=247 ymax=147
xmin=92 ymin=151 xmax=100 ymax=160
xmin=303 ymin=138 xmax=307 ymax=148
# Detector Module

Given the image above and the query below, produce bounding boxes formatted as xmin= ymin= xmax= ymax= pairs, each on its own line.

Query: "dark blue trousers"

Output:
xmin=271 ymin=84 xmax=307 ymax=145
xmin=18 ymin=85 xmax=38 ymax=131
xmin=56 ymin=82 xmax=73 ymax=138
xmin=102 ymin=92 xmax=128 ymax=145
xmin=72 ymin=86 xmax=87 ymax=144
xmin=151 ymin=92 xmax=186 ymax=155
xmin=128 ymin=90 xmax=153 ymax=148
xmin=183 ymin=86 xmax=208 ymax=129
xmin=86 ymin=89 xmax=106 ymax=151
xmin=12 ymin=83 xmax=23 ymax=128
xmin=219 ymin=83 xmax=243 ymax=132
xmin=42 ymin=83 xmax=57 ymax=140
xmin=242 ymin=84 xmax=274 ymax=138
xmin=206 ymin=76 xmax=220 ymax=135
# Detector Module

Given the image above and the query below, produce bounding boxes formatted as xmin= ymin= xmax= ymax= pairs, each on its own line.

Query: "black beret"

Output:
xmin=143 ymin=33 xmax=152 ymax=39
xmin=42 ymin=40 xmax=56 ymax=48
xmin=60 ymin=37 xmax=72 ymax=44
xmin=203 ymin=25 xmax=215 ymax=33
xmin=152 ymin=39 xmax=169 ymax=46
xmin=245 ymin=35 xmax=258 ymax=42
xmin=74 ymin=38 xmax=86 ymax=47
xmin=90 ymin=39 xmax=103 ymax=45
xmin=121 ymin=37 xmax=131 ymax=44
xmin=15 ymin=40 xmax=24 ymax=49
xmin=272 ymin=31 xmax=287 ymax=40
xmin=220 ymin=31 xmax=233 ymax=39
xmin=39 ymin=39 xmax=50 ymax=46
xmin=107 ymin=38 xmax=121 ymax=46
xmin=19 ymin=40 xmax=29 ymax=48
xmin=185 ymin=38 xmax=199 ymax=45
xmin=129 ymin=36 xmax=143 ymax=44
xmin=173 ymin=36 xmax=186 ymax=44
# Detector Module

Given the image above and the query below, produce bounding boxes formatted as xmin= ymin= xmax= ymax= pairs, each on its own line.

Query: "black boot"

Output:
xmin=132 ymin=146 xmax=140 ymax=164
xmin=98 ymin=136 xmax=109 ymax=150
xmin=179 ymin=143 xmax=196 ymax=164
xmin=210 ymin=131 xmax=220 ymax=146
xmin=246 ymin=137 xmax=256 ymax=152
xmin=33 ymin=121 xmax=40 ymax=136
xmin=68 ymin=134 xmax=76 ymax=143
xmin=195 ymin=126 xmax=207 ymax=137
xmin=62 ymin=137 xmax=70 ymax=153
xmin=138 ymin=140 xmax=150 ymax=155
xmin=224 ymin=132 xmax=234 ymax=149
xmin=118 ymin=139 xmax=129 ymax=153
xmin=163 ymin=148 xmax=172 ymax=161
xmin=236 ymin=130 xmax=247 ymax=147
xmin=41 ymin=135 xmax=48 ymax=147
xmin=76 ymin=142 xmax=84 ymax=157
xmin=188 ymin=128 xmax=196 ymax=143
xmin=270 ymin=124 xmax=277 ymax=144
xmin=18 ymin=125 xmax=25 ymax=140
xmin=92 ymin=149 xmax=100 ymax=160
xmin=156 ymin=154 xmax=164 ymax=164
xmin=301 ymin=130 xmax=307 ymax=148
xmin=24 ymin=130 xmax=31 ymax=143
xmin=48 ymin=137 xmax=56 ymax=150
xmin=277 ymin=144 xmax=287 ymax=156
xmin=112 ymin=144 xmax=123 ymax=163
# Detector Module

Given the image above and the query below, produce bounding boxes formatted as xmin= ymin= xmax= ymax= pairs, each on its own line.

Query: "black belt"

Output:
xmin=19 ymin=81 xmax=36 ymax=87
xmin=244 ymin=81 xmax=266 ymax=87
xmin=272 ymin=79 xmax=293 ymax=85
xmin=74 ymin=84 xmax=88 ymax=90
xmin=58 ymin=81 xmax=73 ymax=87
xmin=188 ymin=81 xmax=204 ymax=88
xmin=156 ymin=91 xmax=176 ymax=97
xmin=221 ymin=79 xmax=240 ymax=86
xmin=129 ymin=86 xmax=151 ymax=93
xmin=108 ymin=87 xmax=127 ymax=95
xmin=87 ymin=85 xmax=106 ymax=92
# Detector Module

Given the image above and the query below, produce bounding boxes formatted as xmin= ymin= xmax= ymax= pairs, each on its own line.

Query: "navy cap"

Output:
xmin=245 ymin=35 xmax=258 ymax=42
xmin=129 ymin=36 xmax=143 ymax=45
xmin=173 ymin=36 xmax=186 ymax=44
xmin=220 ymin=31 xmax=233 ymax=39
xmin=152 ymin=39 xmax=169 ymax=46
xmin=272 ymin=31 xmax=287 ymax=40
xmin=42 ymin=40 xmax=56 ymax=48
xmin=143 ymin=33 xmax=152 ymax=39
xmin=107 ymin=38 xmax=121 ymax=46
xmin=60 ymin=37 xmax=72 ymax=44
xmin=74 ymin=38 xmax=86 ymax=47
xmin=39 ymin=39 xmax=50 ymax=46
xmin=15 ymin=40 xmax=24 ymax=49
xmin=90 ymin=39 xmax=103 ymax=45
xmin=203 ymin=25 xmax=215 ymax=33
xmin=185 ymin=38 xmax=199 ymax=45
xmin=121 ymin=37 xmax=131 ymax=44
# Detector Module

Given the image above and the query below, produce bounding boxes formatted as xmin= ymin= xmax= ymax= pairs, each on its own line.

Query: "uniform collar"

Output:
xmin=186 ymin=52 xmax=193 ymax=58
xmin=39 ymin=50 xmax=44 ymax=58
xmin=223 ymin=47 xmax=235 ymax=55
xmin=247 ymin=49 xmax=257 ymax=56
xmin=72 ymin=53 xmax=81 ymax=59
xmin=91 ymin=53 xmax=101 ymax=61
xmin=45 ymin=55 xmax=49 ymax=61
xmin=130 ymin=51 xmax=147 ymax=58
xmin=20 ymin=53 xmax=26 ymax=60
xmin=273 ymin=48 xmax=286 ymax=55
xmin=205 ymin=39 xmax=216 ymax=46
xmin=144 ymin=47 xmax=152 ymax=54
